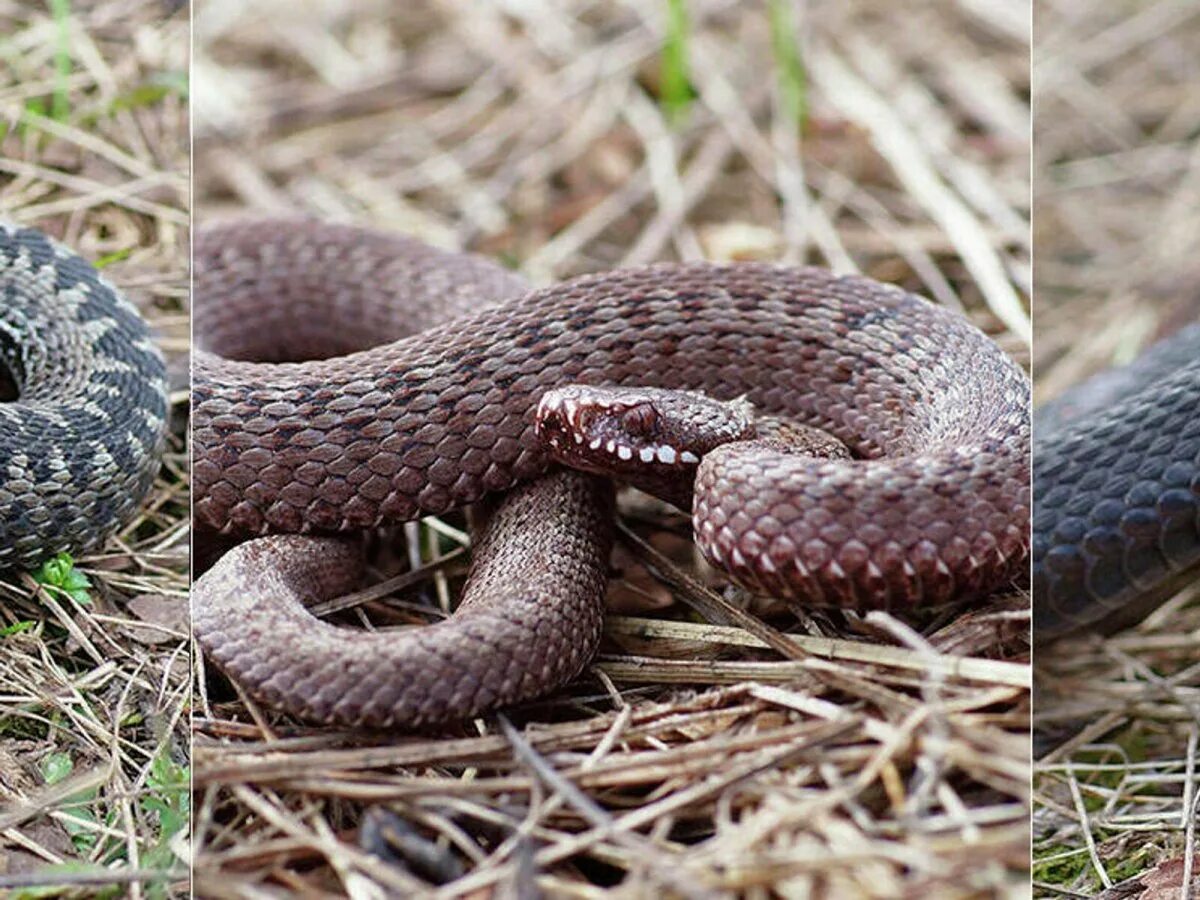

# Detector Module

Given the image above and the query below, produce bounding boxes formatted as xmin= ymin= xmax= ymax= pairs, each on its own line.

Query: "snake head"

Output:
xmin=535 ymin=385 xmax=756 ymax=493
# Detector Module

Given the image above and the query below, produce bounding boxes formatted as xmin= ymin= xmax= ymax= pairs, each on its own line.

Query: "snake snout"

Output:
xmin=536 ymin=384 xmax=762 ymax=483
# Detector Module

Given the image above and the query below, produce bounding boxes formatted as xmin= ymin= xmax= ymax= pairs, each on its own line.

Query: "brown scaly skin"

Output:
xmin=192 ymin=219 xmax=1031 ymax=728
xmin=193 ymin=472 xmax=613 ymax=729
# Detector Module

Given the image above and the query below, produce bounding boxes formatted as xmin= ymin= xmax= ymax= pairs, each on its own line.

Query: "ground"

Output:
xmin=192 ymin=2 xmax=1032 ymax=897
xmin=0 ymin=1 xmax=189 ymax=897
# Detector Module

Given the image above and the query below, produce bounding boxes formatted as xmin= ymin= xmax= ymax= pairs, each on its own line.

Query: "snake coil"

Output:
xmin=193 ymin=220 xmax=1031 ymax=728
xmin=0 ymin=224 xmax=169 ymax=570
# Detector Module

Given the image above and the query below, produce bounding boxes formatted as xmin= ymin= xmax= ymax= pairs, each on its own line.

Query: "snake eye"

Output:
xmin=621 ymin=404 xmax=658 ymax=436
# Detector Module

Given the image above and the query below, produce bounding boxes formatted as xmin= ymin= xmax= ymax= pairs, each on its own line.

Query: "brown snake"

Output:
xmin=192 ymin=220 xmax=1031 ymax=728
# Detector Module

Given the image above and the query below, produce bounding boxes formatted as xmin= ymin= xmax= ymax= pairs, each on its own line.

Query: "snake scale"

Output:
xmin=1033 ymin=324 xmax=1200 ymax=639
xmin=0 ymin=223 xmax=168 ymax=570
xmin=192 ymin=219 xmax=1031 ymax=728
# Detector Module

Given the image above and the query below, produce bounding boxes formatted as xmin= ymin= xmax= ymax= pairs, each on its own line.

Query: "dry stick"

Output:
xmin=107 ymin=659 xmax=149 ymax=899
xmin=1065 ymin=758 xmax=1114 ymax=890
xmin=443 ymin=51 xmax=636 ymax=199
xmin=0 ymin=868 xmax=188 ymax=891
xmin=230 ymin=784 xmax=424 ymax=896
xmin=408 ymin=29 xmax=659 ymax=195
xmin=1067 ymin=0 xmax=1200 ymax=74
xmin=18 ymin=574 xmax=106 ymax=666
xmin=621 ymin=126 xmax=734 ymax=267
xmin=438 ymin=718 xmax=859 ymax=899
xmin=686 ymin=34 xmax=855 ymax=273
xmin=0 ymin=103 xmax=169 ymax=183
xmin=867 ymin=614 xmax=954 ymax=834
xmin=460 ymin=705 xmax=637 ymax=879
xmin=0 ymin=764 xmax=112 ymax=831
xmin=621 ymin=91 xmax=705 ymax=262
xmin=854 ymin=28 xmax=1029 ymax=247
xmin=309 ymin=547 xmax=468 ymax=619
xmin=1181 ymin=770 xmax=1199 ymax=900
xmin=958 ymin=0 xmax=1030 ymax=43
xmin=193 ymin=691 xmax=762 ymax=783
xmin=271 ymin=720 xmax=843 ymax=802
xmin=524 ymin=170 xmax=654 ymax=278
xmin=0 ymin=157 xmax=182 ymax=209
xmin=497 ymin=715 xmax=721 ymax=900
xmin=809 ymin=45 xmax=1030 ymax=343
xmin=921 ymin=30 xmax=1030 ymax=144
xmin=806 ymin=166 xmax=961 ymax=309
xmin=614 ymin=520 xmax=806 ymax=662
xmin=604 ymin=616 xmax=1029 ymax=688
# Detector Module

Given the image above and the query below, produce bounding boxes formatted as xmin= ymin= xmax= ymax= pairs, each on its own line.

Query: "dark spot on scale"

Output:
xmin=845 ymin=306 xmax=898 ymax=332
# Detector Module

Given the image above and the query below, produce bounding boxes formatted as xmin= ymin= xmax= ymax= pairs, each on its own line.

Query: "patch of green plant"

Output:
xmin=768 ymin=0 xmax=807 ymax=129
xmin=1106 ymin=846 xmax=1155 ymax=884
xmin=0 ymin=619 xmax=38 ymax=637
xmin=19 ymin=99 xmax=51 ymax=141
xmin=110 ymin=70 xmax=189 ymax=112
xmin=138 ymin=753 xmax=189 ymax=893
xmin=660 ymin=0 xmax=694 ymax=124
xmin=40 ymin=753 xmax=102 ymax=854
xmin=33 ymin=553 xmax=93 ymax=605
xmin=93 ymin=247 xmax=133 ymax=268
xmin=41 ymin=750 xmax=73 ymax=784
xmin=0 ymin=712 xmax=48 ymax=741
xmin=9 ymin=863 xmax=125 ymax=900
xmin=1031 ymin=843 xmax=1089 ymax=885
xmin=50 ymin=0 xmax=73 ymax=122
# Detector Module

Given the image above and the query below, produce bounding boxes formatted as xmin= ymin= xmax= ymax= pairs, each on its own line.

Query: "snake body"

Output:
xmin=1033 ymin=324 xmax=1200 ymax=638
xmin=193 ymin=220 xmax=1030 ymax=728
xmin=0 ymin=224 xmax=168 ymax=570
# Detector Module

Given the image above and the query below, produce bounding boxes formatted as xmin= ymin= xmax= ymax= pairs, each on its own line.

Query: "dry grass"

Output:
xmin=0 ymin=0 xmax=189 ymax=896
xmin=1032 ymin=0 xmax=1200 ymax=895
xmin=193 ymin=1 xmax=1031 ymax=896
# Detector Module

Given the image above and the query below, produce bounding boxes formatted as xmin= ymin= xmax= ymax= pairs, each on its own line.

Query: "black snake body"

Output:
xmin=1033 ymin=324 xmax=1200 ymax=638
xmin=0 ymin=224 xmax=169 ymax=570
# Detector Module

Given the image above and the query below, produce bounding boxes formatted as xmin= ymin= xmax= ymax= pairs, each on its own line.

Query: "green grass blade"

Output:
xmin=660 ymin=0 xmax=693 ymax=125
xmin=768 ymin=0 xmax=807 ymax=130
xmin=49 ymin=0 xmax=73 ymax=121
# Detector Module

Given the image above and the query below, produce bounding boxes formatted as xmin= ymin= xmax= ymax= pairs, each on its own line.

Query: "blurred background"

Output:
xmin=1034 ymin=0 xmax=1200 ymax=401
xmin=1032 ymin=0 xmax=1200 ymax=895
xmin=195 ymin=0 xmax=1029 ymax=350
xmin=193 ymin=1 xmax=1032 ymax=896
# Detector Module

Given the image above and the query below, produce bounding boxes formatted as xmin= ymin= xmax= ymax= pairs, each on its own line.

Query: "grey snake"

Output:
xmin=192 ymin=219 xmax=1031 ymax=729
xmin=0 ymin=223 xmax=168 ymax=571
xmin=1033 ymin=324 xmax=1200 ymax=639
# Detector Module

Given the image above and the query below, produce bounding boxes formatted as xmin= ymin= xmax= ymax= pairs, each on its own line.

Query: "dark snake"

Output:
xmin=0 ymin=223 xmax=168 ymax=570
xmin=192 ymin=219 xmax=1031 ymax=728
xmin=1033 ymin=323 xmax=1200 ymax=639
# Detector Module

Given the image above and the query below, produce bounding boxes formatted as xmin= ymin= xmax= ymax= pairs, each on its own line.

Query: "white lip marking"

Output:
xmin=606 ymin=439 xmax=616 ymax=454
xmin=590 ymin=437 xmax=602 ymax=450
xmin=639 ymin=447 xmax=655 ymax=463
xmin=573 ymin=433 xmax=583 ymax=444
xmin=657 ymin=446 xmax=677 ymax=464
xmin=680 ymin=450 xmax=700 ymax=464
xmin=617 ymin=445 xmax=633 ymax=461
